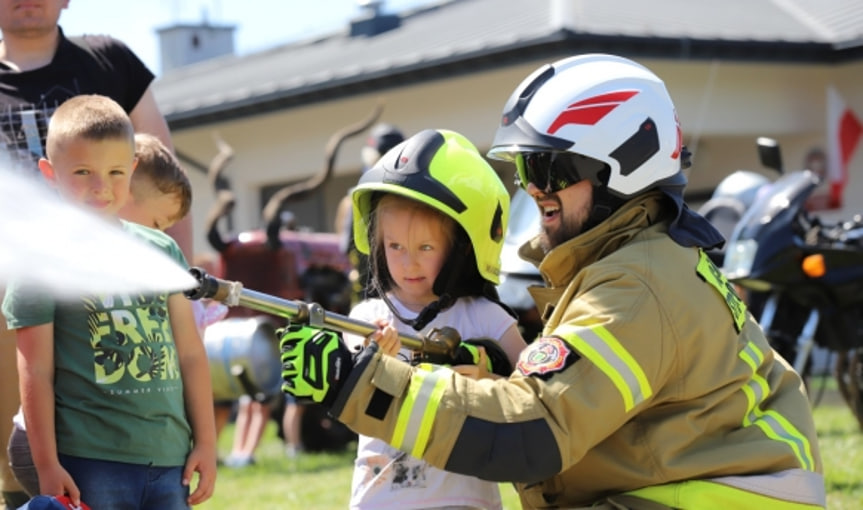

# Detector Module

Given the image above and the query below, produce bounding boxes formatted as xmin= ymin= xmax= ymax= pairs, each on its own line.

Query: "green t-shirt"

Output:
xmin=2 ymin=221 xmax=192 ymax=466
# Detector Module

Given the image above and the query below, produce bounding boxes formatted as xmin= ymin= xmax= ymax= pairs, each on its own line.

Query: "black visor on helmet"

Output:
xmin=515 ymin=151 xmax=608 ymax=193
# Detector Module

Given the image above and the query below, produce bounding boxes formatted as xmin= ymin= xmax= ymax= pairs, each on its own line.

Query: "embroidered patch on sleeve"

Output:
xmin=516 ymin=336 xmax=575 ymax=377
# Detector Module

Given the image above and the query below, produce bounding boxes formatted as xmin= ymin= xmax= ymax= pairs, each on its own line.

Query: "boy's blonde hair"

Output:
xmin=133 ymin=133 xmax=192 ymax=221
xmin=45 ymin=94 xmax=134 ymax=158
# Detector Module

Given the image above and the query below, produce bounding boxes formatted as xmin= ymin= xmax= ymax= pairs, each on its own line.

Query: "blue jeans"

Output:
xmin=59 ymin=454 xmax=189 ymax=510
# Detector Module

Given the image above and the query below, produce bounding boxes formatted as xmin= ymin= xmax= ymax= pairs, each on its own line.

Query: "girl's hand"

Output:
xmin=366 ymin=319 xmax=401 ymax=356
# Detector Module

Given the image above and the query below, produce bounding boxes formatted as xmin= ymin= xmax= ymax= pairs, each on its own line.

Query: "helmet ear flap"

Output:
xmin=432 ymin=227 xmax=477 ymax=298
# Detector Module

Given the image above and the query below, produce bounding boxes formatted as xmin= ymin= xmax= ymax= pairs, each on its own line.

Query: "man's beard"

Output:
xmin=539 ymin=195 xmax=593 ymax=253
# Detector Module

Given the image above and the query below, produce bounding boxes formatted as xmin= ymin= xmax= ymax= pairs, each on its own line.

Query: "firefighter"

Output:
xmin=280 ymin=54 xmax=825 ymax=509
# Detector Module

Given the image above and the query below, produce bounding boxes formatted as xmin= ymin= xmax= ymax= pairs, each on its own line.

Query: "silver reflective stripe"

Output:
xmin=711 ymin=469 xmax=826 ymax=506
xmin=741 ymin=342 xmax=761 ymax=367
xmin=555 ymin=324 xmax=651 ymax=411
xmin=745 ymin=378 xmax=766 ymax=406
xmin=398 ymin=367 xmax=448 ymax=455
xmin=738 ymin=342 xmax=816 ymax=472
xmin=748 ymin=411 xmax=814 ymax=471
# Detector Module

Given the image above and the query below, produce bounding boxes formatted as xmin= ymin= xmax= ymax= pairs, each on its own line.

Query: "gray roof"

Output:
xmin=154 ymin=0 xmax=863 ymax=129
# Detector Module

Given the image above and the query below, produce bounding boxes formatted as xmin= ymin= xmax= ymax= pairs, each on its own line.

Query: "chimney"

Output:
xmin=350 ymin=0 xmax=400 ymax=38
xmin=156 ymin=19 xmax=236 ymax=74
xmin=551 ymin=0 xmax=581 ymax=31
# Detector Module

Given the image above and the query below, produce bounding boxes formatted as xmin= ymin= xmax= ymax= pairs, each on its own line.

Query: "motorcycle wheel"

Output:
xmin=834 ymin=348 xmax=863 ymax=430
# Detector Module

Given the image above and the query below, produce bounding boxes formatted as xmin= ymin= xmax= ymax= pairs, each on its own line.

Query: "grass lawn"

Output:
xmin=198 ymin=396 xmax=861 ymax=509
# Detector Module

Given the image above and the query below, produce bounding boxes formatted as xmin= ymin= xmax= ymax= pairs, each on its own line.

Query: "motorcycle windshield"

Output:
xmin=724 ymin=170 xmax=819 ymax=283
xmin=729 ymin=170 xmax=819 ymax=244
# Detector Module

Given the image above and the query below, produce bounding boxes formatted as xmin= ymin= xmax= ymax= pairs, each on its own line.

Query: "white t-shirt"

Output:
xmin=344 ymin=295 xmax=515 ymax=510
xmin=12 ymin=406 xmax=24 ymax=430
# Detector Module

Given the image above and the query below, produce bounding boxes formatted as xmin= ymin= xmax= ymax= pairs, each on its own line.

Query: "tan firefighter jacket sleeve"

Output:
xmin=329 ymin=192 xmax=824 ymax=508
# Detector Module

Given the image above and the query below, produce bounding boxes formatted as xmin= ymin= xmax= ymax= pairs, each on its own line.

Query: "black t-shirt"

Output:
xmin=0 ymin=27 xmax=154 ymax=169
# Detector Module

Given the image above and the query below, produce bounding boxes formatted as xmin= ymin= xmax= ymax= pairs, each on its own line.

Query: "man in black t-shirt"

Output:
xmin=0 ymin=6 xmax=172 ymax=168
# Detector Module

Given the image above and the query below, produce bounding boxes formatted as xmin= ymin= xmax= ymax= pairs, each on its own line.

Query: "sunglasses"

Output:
xmin=514 ymin=152 xmax=606 ymax=194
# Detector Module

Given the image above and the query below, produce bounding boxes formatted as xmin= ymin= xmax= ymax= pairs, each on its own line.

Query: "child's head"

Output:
xmin=351 ymin=129 xmax=511 ymax=318
xmin=372 ymin=193 xmax=456 ymax=307
xmin=119 ymin=133 xmax=191 ymax=231
xmin=37 ymin=94 xmax=136 ymax=219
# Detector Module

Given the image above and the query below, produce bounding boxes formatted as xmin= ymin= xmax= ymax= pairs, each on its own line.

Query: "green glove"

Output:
xmin=279 ymin=324 xmax=352 ymax=406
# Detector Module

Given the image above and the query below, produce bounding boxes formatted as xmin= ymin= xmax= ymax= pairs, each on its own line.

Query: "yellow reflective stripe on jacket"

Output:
xmin=391 ymin=364 xmax=449 ymax=459
xmin=555 ymin=324 xmax=653 ymax=412
xmin=626 ymin=477 xmax=825 ymax=509
xmin=738 ymin=341 xmax=817 ymax=471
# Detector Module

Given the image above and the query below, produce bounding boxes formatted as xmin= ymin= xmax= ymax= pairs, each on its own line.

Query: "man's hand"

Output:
xmin=280 ymin=324 xmax=353 ymax=406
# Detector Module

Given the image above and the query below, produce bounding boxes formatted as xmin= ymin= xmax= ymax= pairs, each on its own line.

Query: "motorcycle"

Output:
xmin=723 ymin=138 xmax=863 ymax=428
xmin=697 ymin=139 xmax=776 ymax=266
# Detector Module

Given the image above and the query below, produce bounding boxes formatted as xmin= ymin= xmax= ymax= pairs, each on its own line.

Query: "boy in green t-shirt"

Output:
xmin=2 ymin=95 xmax=216 ymax=509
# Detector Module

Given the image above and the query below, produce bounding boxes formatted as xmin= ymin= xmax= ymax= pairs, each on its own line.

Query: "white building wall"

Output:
xmin=169 ymin=58 xmax=863 ymax=259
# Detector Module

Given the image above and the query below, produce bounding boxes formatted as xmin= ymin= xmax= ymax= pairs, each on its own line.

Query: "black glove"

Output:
xmin=279 ymin=324 xmax=353 ymax=406
xmin=452 ymin=338 xmax=513 ymax=377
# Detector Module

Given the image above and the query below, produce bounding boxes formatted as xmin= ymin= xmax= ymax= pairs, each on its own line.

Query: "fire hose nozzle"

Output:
xmin=185 ymin=267 xmax=217 ymax=300
xmin=185 ymin=267 xmax=243 ymax=305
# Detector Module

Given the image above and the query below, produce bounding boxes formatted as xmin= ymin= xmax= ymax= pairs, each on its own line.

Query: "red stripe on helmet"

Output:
xmin=547 ymin=90 xmax=639 ymax=134
xmin=571 ymin=90 xmax=639 ymax=107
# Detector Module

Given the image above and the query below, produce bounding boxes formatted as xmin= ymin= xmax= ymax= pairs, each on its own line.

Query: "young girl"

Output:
xmin=343 ymin=129 xmax=527 ymax=510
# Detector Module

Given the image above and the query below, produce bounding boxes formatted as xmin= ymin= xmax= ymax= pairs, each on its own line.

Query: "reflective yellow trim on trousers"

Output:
xmin=738 ymin=341 xmax=816 ymax=471
xmin=391 ymin=364 xmax=449 ymax=458
xmin=626 ymin=479 xmax=824 ymax=509
xmin=555 ymin=324 xmax=652 ymax=412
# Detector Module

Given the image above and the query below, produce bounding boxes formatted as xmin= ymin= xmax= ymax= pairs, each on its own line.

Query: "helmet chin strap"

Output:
xmin=583 ymin=177 xmax=627 ymax=233
xmin=379 ymin=290 xmax=455 ymax=332
xmin=369 ymin=242 xmax=463 ymax=332
xmin=372 ymin=227 xmax=517 ymax=332
xmin=375 ymin=232 xmax=473 ymax=332
xmin=389 ymin=234 xmax=472 ymax=332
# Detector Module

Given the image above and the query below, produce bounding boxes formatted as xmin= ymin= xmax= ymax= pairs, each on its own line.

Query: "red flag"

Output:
xmin=826 ymin=86 xmax=863 ymax=208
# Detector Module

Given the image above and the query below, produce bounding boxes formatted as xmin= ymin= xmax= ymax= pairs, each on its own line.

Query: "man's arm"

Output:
xmin=129 ymin=88 xmax=172 ymax=150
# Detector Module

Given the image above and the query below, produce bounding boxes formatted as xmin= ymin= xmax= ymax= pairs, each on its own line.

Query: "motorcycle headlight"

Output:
xmin=723 ymin=239 xmax=758 ymax=279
